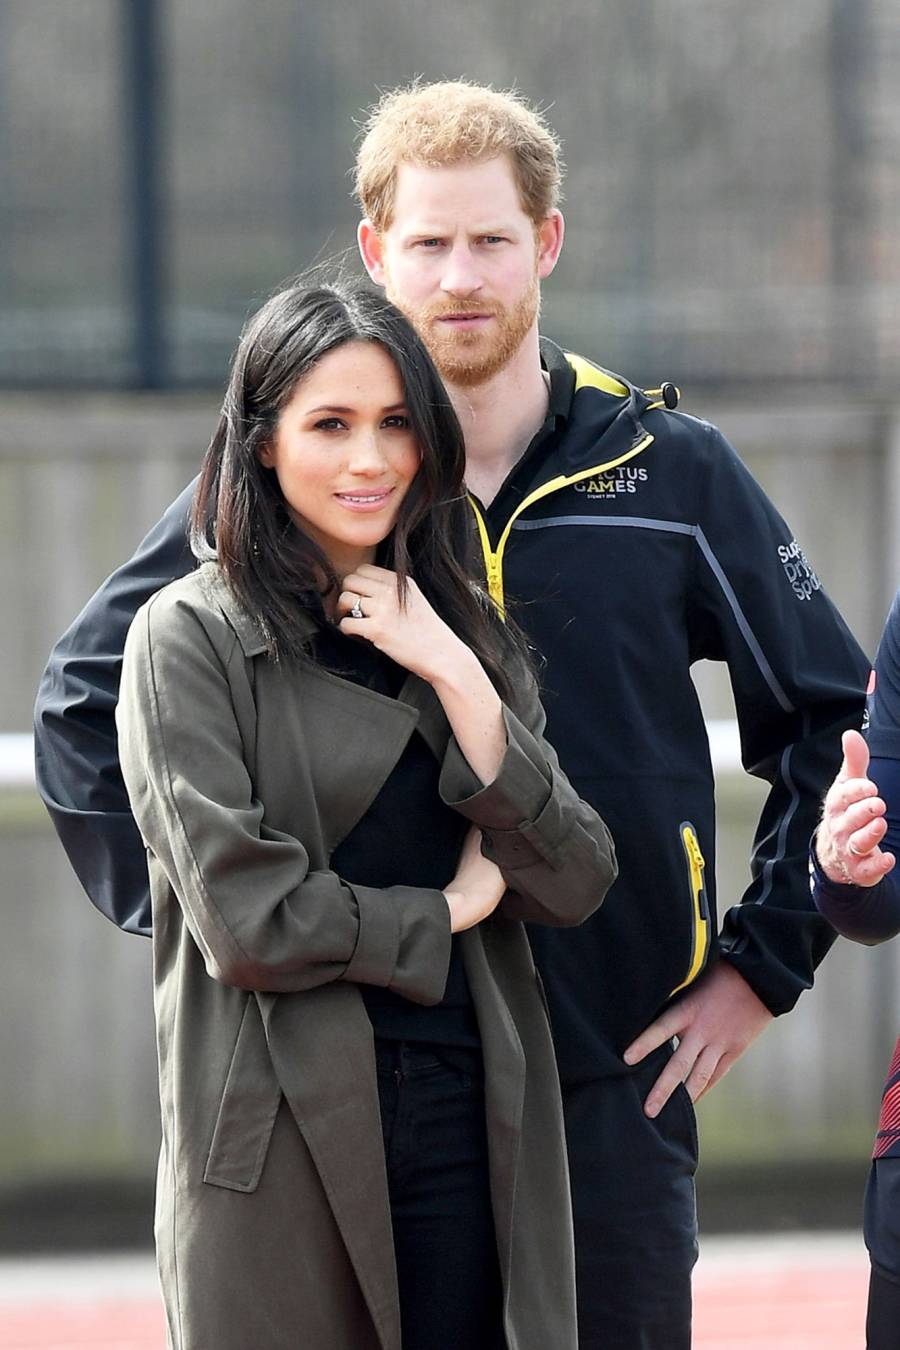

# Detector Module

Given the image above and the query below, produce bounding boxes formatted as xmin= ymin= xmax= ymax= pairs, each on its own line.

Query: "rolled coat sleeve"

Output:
xmin=440 ymin=673 xmax=617 ymax=926
xmin=116 ymin=592 xmax=451 ymax=1003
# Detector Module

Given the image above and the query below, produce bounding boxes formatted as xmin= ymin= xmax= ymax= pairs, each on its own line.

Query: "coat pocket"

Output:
xmin=204 ymin=995 xmax=283 ymax=1193
xmin=669 ymin=821 xmax=711 ymax=998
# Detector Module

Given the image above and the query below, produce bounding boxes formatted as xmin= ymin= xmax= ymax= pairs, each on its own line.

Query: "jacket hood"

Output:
xmin=540 ymin=340 xmax=667 ymax=481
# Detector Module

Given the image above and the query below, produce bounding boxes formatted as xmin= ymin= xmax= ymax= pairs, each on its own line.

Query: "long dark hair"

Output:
xmin=192 ymin=274 xmax=526 ymax=705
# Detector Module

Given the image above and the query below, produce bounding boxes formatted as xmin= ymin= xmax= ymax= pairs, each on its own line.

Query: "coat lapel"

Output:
xmin=395 ymin=671 xmax=451 ymax=762
xmin=461 ymin=926 xmax=526 ymax=1298
xmin=257 ymin=988 xmax=401 ymax=1350
xmin=204 ymin=561 xmax=451 ymax=849
xmin=263 ymin=661 xmax=421 ymax=853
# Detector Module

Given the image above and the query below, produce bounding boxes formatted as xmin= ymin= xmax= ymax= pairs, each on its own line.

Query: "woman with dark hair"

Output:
xmin=115 ymin=276 xmax=616 ymax=1350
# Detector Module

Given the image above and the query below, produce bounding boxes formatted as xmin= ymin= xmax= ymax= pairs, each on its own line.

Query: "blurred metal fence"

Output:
xmin=2 ymin=0 xmax=899 ymax=392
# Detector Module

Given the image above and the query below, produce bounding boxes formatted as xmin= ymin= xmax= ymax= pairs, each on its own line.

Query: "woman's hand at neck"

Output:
xmin=336 ymin=563 xmax=506 ymax=787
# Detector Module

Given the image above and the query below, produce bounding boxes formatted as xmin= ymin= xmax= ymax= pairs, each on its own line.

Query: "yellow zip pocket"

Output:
xmin=670 ymin=822 xmax=710 ymax=997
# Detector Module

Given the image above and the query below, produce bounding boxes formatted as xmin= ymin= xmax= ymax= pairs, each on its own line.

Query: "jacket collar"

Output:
xmin=195 ymin=561 xmax=450 ymax=755
xmin=196 ymin=561 xmax=318 ymax=657
xmin=539 ymin=338 xmax=657 ymax=479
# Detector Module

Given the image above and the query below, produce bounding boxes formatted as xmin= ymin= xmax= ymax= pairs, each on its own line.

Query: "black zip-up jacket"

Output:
xmin=33 ymin=339 xmax=869 ymax=1081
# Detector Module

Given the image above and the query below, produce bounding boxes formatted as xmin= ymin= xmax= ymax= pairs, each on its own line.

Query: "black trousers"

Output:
xmin=375 ymin=1041 xmax=505 ymax=1350
xmin=565 ymin=1046 xmax=700 ymax=1350
xmin=867 ymin=1266 xmax=900 ymax=1350
xmin=865 ymin=1157 xmax=900 ymax=1349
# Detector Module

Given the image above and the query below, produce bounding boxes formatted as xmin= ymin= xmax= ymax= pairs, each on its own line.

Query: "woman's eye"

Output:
xmin=383 ymin=415 xmax=411 ymax=429
xmin=314 ymin=417 xmax=345 ymax=431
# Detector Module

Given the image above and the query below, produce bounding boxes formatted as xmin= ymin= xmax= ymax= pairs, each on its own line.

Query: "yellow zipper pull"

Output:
xmin=683 ymin=826 xmax=705 ymax=889
xmin=485 ymin=554 xmax=505 ymax=616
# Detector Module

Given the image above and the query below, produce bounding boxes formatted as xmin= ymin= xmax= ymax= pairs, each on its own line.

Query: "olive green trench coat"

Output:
xmin=116 ymin=563 xmax=616 ymax=1350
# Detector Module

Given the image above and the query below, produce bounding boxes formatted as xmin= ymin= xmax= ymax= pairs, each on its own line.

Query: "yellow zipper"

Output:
xmin=670 ymin=822 xmax=710 ymax=997
xmin=468 ymin=436 xmax=653 ymax=616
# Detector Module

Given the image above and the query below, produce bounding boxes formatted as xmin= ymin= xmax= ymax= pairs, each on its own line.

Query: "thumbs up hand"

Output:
xmin=838 ymin=728 xmax=872 ymax=784
xmin=816 ymin=730 xmax=896 ymax=886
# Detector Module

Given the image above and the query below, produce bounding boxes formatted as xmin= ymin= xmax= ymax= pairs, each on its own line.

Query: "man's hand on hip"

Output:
xmin=623 ymin=962 xmax=774 ymax=1118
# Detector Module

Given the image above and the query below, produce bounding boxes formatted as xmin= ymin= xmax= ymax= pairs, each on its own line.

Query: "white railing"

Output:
xmin=706 ymin=719 xmax=742 ymax=773
xmin=1 ymin=735 xmax=36 ymax=788
xmin=0 ymin=724 xmax=743 ymax=792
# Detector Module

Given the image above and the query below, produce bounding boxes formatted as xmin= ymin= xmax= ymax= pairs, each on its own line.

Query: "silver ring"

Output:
xmin=847 ymin=839 xmax=867 ymax=858
xmin=350 ymin=597 xmax=364 ymax=620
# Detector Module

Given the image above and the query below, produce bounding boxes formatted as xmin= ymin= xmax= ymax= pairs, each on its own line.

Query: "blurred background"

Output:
xmin=2 ymin=0 xmax=900 ymax=1255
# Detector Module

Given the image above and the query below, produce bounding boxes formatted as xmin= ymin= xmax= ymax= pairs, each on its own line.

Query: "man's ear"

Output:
xmin=536 ymin=209 xmax=565 ymax=281
xmin=358 ymin=219 xmax=387 ymax=286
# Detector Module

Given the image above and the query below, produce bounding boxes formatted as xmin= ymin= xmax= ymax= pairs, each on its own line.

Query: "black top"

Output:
xmin=312 ymin=617 xmax=480 ymax=1050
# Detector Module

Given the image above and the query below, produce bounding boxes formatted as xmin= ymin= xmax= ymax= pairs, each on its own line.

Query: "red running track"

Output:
xmin=692 ymin=1235 xmax=870 ymax=1348
xmin=0 ymin=1234 xmax=871 ymax=1350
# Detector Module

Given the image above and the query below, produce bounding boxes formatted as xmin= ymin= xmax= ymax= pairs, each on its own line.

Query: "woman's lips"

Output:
xmin=334 ymin=487 xmax=396 ymax=512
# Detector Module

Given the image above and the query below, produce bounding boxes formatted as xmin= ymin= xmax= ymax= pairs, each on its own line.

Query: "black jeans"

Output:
xmin=565 ymin=1046 xmax=699 ymax=1349
xmin=374 ymin=1041 xmax=505 ymax=1350
xmin=867 ymin=1266 xmax=900 ymax=1350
